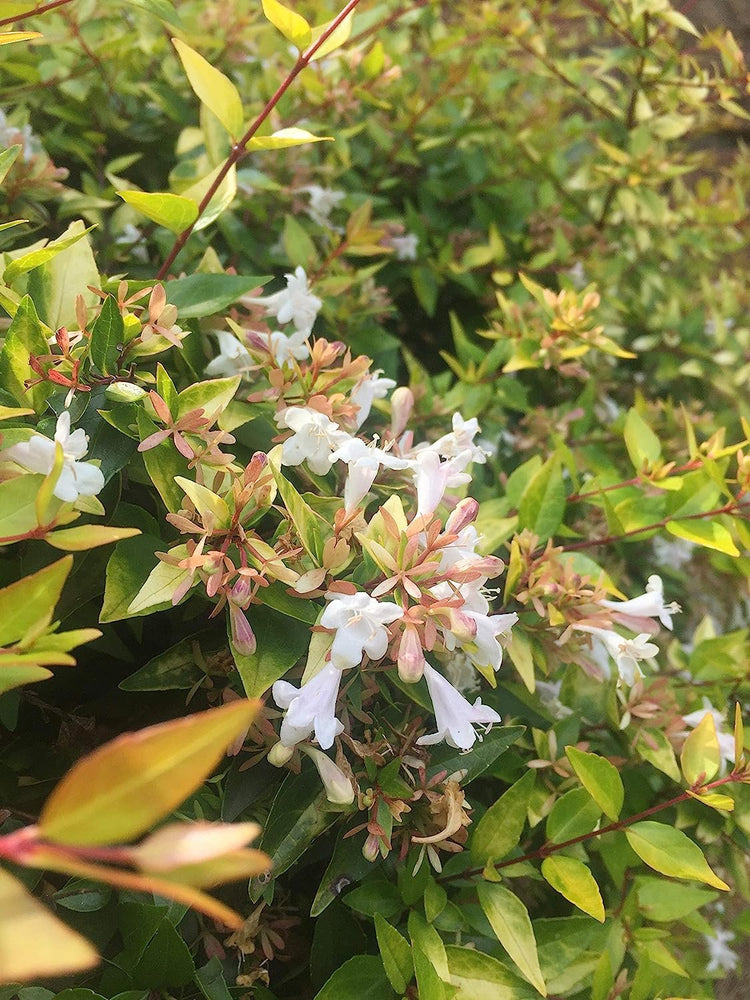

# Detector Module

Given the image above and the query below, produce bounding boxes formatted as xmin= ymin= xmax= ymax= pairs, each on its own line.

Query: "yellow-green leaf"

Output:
xmin=666 ymin=518 xmax=739 ymax=556
xmin=623 ymin=407 xmax=661 ymax=470
xmin=625 ymin=821 xmax=729 ymax=891
xmin=46 ymin=525 xmax=141 ymax=552
xmin=0 ymin=30 xmax=41 ymax=45
xmin=247 ymin=127 xmax=332 ymax=151
xmin=261 ymin=0 xmax=311 ymax=48
xmin=680 ymin=712 xmax=720 ymax=785
xmin=117 ymin=190 xmax=198 ymax=233
xmin=471 ymin=769 xmax=535 ymax=865
xmin=375 ymin=912 xmax=413 ymax=994
xmin=172 ymin=38 xmax=244 ymax=137
xmin=0 ymin=868 xmax=98 ymax=984
xmin=0 ymin=555 xmax=72 ymax=646
xmin=541 ymin=856 xmax=605 ymax=922
xmin=566 ymin=746 xmax=624 ymax=821
xmin=477 ymin=883 xmax=547 ymax=995
xmin=308 ymin=10 xmax=353 ymax=61
xmin=3 ymin=224 xmax=95 ymax=284
xmin=38 ymin=700 xmax=259 ymax=846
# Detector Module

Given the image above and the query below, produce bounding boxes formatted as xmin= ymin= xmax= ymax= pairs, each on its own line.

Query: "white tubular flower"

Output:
xmin=350 ymin=371 xmax=397 ymax=428
xmin=300 ymin=745 xmax=354 ymax=804
xmin=303 ymin=185 xmax=345 ymax=229
xmin=205 ymin=330 xmax=252 ymax=377
xmin=599 ymin=574 xmax=681 ymax=630
xmin=430 ymin=413 xmax=490 ymax=465
xmin=705 ymin=928 xmax=739 ymax=974
xmin=4 ymin=410 xmax=104 ymax=503
xmin=417 ymin=663 xmax=502 ymax=750
xmin=272 ymin=663 xmax=344 ymax=750
xmin=321 ymin=591 xmax=404 ymax=669
xmin=682 ymin=697 xmax=735 ymax=770
xmin=267 ymin=329 xmax=310 ymax=365
xmin=255 ymin=266 xmax=322 ymax=334
xmin=413 ymin=450 xmax=472 ymax=518
xmin=329 ymin=437 xmax=410 ymax=512
xmin=463 ymin=610 xmax=519 ymax=672
xmin=389 ymin=233 xmax=418 ymax=261
xmin=277 ymin=406 xmax=350 ymax=476
xmin=576 ymin=625 xmax=659 ymax=687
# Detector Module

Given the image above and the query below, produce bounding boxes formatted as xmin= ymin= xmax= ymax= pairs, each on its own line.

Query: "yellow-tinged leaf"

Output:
xmin=0 ymin=867 xmax=98 ymax=984
xmin=172 ymin=38 xmax=244 ymax=137
xmin=261 ymin=0 xmax=311 ymax=47
xmin=308 ymin=11 xmax=353 ymax=60
xmin=0 ymin=404 xmax=33 ymax=420
xmin=687 ymin=790 xmax=734 ymax=811
xmin=146 ymin=848 xmax=271 ymax=888
xmin=680 ymin=712 xmax=720 ymax=785
xmin=247 ymin=127 xmax=333 ymax=151
xmin=541 ymin=856 xmax=605 ymax=921
xmin=117 ymin=190 xmax=198 ymax=234
xmin=477 ymin=883 xmax=547 ymax=995
xmin=734 ymin=702 xmax=745 ymax=766
xmin=506 ymin=631 xmax=535 ymax=692
xmin=0 ymin=30 xmax=41 ymax=45
xmin=0 ymin=555 xmax=72 ymax=646
xmin=625 ymin=821 xmax=729 ymax=891
xmin=45 ymin=525 xmax=141 ymax=551
xmin=174 ymin=476 xmax=230 ymax=527
xmin=132 ymin=820 xmax=260 ymax=870
xmin=38 ymin=700 xmax=259 ymax=846
xmin=666 ymin=518 xmax=739 ymax=556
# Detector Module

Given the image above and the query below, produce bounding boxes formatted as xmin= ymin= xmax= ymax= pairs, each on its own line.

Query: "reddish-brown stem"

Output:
xmin=560 ymin=497 xmax=750 ymax=553
xmin=440 ymin=771 xmax=743 ymax=884
xmin=0 ymin=0 xmax=74 ymax=26
xmin=567 ymin=458 xmax=704 ymax=503
xmin=156 ymin=0 xmax=364 ymax=280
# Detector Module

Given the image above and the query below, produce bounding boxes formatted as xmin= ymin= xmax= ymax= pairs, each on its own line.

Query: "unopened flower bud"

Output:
xmin=229 ymin=604 xmax=256 ymax=656
xmin=390 ymin=386 xmax=414 ymax=438
xmin=363 ymin=832 xmax=380 ymax=862
xmin=446 ymin=497 xmax=480 ymax=534
xmin=268 ymin=742 xmax=295 ymax=766
xmin=300 ymin=745 xmax=355 ymax=805
xmin=230 ymin=575 xmax=252 ymax=607
xmin=397 ymin=625 xmax=425 ymax=683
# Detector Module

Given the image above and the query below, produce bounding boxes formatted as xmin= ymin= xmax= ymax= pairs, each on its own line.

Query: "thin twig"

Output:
xmin=0 ymin=0 xmax=74 ymax=27
xmin=156 ymin=0 xmax=364 ymax=280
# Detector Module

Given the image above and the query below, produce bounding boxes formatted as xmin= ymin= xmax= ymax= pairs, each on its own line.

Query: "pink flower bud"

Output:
xmin=446 ymin=497 xmax=480 ymax=534
xmin=230 ymin=604 xmax=257 ymax=656
xmin=230 ymin=576 xmax=252 ymax=607
xmin=390 ymin=386 xmax=414 ymax=437
xmin=397 ymin=625 xmax=425 ymax=683
xmin=363 ymin=833 xmax=380 ymax=862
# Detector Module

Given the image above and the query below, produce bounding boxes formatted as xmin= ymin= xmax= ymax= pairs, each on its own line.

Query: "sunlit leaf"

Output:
xmin=247 ymin=128 xmax=333 ymax=151
xmin=172 ymin=38 xmax=244 ymax=137
xmin=117 ymin=190 xmax=198 ymax=233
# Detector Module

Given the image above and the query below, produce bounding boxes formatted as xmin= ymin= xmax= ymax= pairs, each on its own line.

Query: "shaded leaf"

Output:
xmin=566 ymin=746 xmax=623 ymax=821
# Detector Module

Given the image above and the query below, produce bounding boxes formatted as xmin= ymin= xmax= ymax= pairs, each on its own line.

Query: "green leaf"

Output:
xmin=545 ymin=788 xmax=602 ymax=844
xmin=471 ymin=769 xmax=535 ymax=865
xmin=118 ymin=190 xmax=198 ymax=234
xmin=565 ymin=746 xmax=624 ymax=821
xmin=172 ymin=38 xmax=244 ymax=136
xmin=0 ymin=144 xmax=21 ymax=184
xmin=119 ymin=633 xmax=214 ymax=691
xmin=541 ymin=857 xmax=605 ymax=922
xmin=181 ymin=163 xmax=237 ymax=231
xmin=137 ymin=410 xmax=189 ymax=512
xmin=0 ymin=663 xmax=53 ymax=695
xmin=634 ymin=876 xmax=718 ymax=921
xmin=0 ymin=473 xmax=49 ymax=541
xmin=261 ymin=0 xmax=311 ymax=48
xmin=0 ymin=556 xmax=72 ymax=646
xmin=269 ymin=447 xmax=327 ymax=561
xmin=446 ymin=944 xmax=537 ymax=999
xmin=0 ymin=294 xmax=52 ymax=412
xmin=38 ymin=700 xmax=259 ymax=846
xmin=247 ymin=128 xmax=333 ymax=151
xmin=123 ymin=0 xmax=181 ymax=23
xmin=229 ymin=604 xmax=310 ymax=697
xmin=623 ymin=408 xmax=661 ymax=471
xmin=413 ymin=947 xmax=448 ymax=1000
xmin=517 ymin=455 xmax=565 ymax=543
xmin=0 ymin=868 xmax=98 ymax=984
xmin=633 ymin=728 xmax=681 ymax=782
xmin=99 ymin=533 xmax=165 ymax=623
xmin=127 ymin=548 xmax=193 ymax=616
xmin=477 ymin=884 xmax=547 ymax=996
xmin=666 ymin=518 xmax=739 ymax=556
xmin=3 ymin=223 xmax=95 ymax=284
xmin=426 ymin=726 xmax=524 ymax=784
xmin=260 ymin=769 xmax=337 ymax=879
xmin=313 ymin=956 xmax=393 ymax=1000
xmin=625 ymin=821 xmax=729 ymax=891
xmin=680 ymin=712 xmax=721 ymax=785
xmin=89 ymin=294 xmax=124 ymax=374
xmin=345 ymin=881 xmax=402 ymax=920
xmin=163 ymin=273 xmax=270 ymax=319
xmin=310 ymin=831 xmax=375 ymax=917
